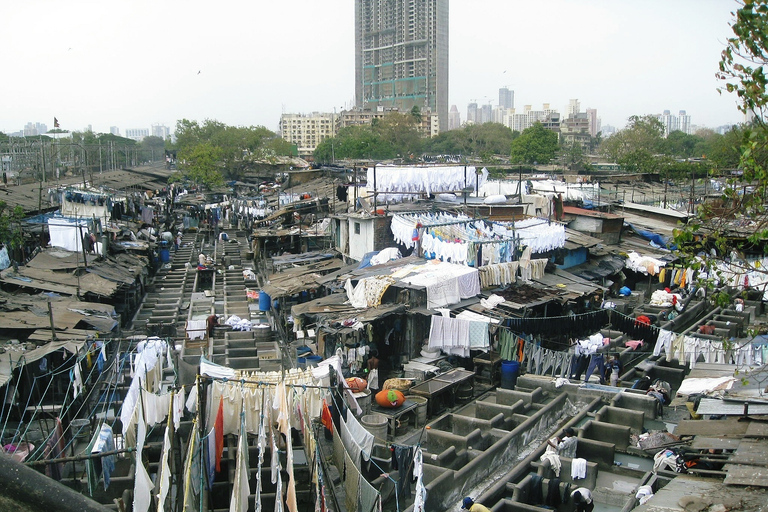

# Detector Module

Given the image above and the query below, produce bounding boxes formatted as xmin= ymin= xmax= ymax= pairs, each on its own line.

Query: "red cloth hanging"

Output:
xmin=214 ymin=397 xmax=224 ymax=472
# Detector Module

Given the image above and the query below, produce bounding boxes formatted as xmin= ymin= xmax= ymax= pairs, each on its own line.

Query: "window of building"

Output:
xmin=354 ymin=222 xmax=361 ymax=235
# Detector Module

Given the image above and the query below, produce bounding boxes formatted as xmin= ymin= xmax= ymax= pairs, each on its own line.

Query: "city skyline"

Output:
xmin=2 ymin=1 xmax=743 ymax=136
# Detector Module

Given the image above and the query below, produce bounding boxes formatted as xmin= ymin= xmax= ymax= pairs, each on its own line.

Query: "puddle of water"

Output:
xmin=610 ymin=479 xmax=639 ymax=493
xmin=613 ymin=452 xmax=654 ymax=472
xmin=593 ymin=504 xmax=624 ymax=512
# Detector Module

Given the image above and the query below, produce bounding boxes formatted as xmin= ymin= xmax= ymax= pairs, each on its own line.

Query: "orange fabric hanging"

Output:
xmin=321 ymin=399 xmax=333 ymax=433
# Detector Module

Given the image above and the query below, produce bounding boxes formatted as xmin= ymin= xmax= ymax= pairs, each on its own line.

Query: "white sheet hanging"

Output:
xmin=367 ymin=165 xmax=486 ymax=196
xmin=47 ymin=217 xmax=89 ymax=252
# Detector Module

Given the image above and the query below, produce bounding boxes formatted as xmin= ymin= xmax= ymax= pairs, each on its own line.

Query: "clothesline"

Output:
xmin=420 ymin=217 xmax=488 ymax=228
xmin=200 ymin=374 xmax=331 ymax=390
xmin=25 ymin=446 xmax=135 ymax=467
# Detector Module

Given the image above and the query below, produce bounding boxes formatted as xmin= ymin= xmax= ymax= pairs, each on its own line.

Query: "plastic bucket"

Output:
xmin=501 ymin=360 xmax=520 ymax=390
xmin=405 ymin=395 xmax=428 ymax=426
xmin=159 ymin=248 xmax=170 ymax=263
xmin=351 ymin=389 xmax=372 ymax=417
xmin=456 ymin=381 xmax=474 ymax=402
xmin=259 ymin=291 xmax=271 ymax=311
xmin=361 ymin=413 xmax=388 ymax=442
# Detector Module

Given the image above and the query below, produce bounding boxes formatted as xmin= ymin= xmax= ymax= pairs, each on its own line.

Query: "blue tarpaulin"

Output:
xmin=625 ymin=222 xmax=676 ymax=250
xmin=357 ymin=251 xmax=378 ymax=269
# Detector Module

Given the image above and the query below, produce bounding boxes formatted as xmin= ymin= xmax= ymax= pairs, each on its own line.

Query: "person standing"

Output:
xmin=547 ymin=427 xmax=578 ymax=458
xmin=206 ymin=314 xmax=219 ymax=338
xmin=605 ymin=354 xmax=622 ymax=387
xmin=461 ymin=497 xmax=491 ymax=512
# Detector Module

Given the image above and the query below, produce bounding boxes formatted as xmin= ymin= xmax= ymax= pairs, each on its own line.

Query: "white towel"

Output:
xmin=540 ymin=452 xmax=561 ymax=477
xmin=571 ymin=457 xmax=587 ymax=480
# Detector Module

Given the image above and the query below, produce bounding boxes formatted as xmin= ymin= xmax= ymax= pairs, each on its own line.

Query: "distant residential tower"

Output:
xmin=354 ymin=0 xmax=449 ymax=131
xmin=499 ymin=87 xmax=514 ymax=110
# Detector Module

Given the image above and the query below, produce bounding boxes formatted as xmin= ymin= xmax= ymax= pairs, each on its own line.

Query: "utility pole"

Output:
xmin=690 ymin=166 xmax=695 ymax=215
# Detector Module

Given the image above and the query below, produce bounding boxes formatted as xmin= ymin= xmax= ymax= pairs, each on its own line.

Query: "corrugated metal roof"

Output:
xmin=564 ymin=227 xmax=604 ymax=250
xmin=562 ymin=205 xmax=623 ymax=220
xmin=0 ymin=165 xmax=174 ymax=214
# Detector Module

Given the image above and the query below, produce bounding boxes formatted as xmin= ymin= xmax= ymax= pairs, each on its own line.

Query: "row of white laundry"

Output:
xmin=654 ymin=328 xmax=764 ymax=368
xmin=367 ymin=165 xmax=488 ymax=196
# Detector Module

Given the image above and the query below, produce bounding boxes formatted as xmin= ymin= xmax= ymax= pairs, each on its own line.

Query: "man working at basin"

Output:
xmin=571 ymin=487 xmax=594 ymax=512
xmin=547 ymin=427 xmax=578 ymax=458
xmin=461 ymin=497 xmax=491 ymax=512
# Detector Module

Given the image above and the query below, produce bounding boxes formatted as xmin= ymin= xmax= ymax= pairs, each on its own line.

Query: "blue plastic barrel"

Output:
xmin=159 ymin=244 xmax=170 ymax=263
xmin=259 ymin=291 xmax=271 ymax=311
xmin=500 ymin=360 xmax=520 ymax=389
xmin=305 ymin=355 xmax=323 ymax=366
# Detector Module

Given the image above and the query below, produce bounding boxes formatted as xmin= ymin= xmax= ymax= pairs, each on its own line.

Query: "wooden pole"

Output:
xmin=25 ymin=447 xmax=135 ymax=467
xmin=47 ymin=301 xmax=57 ymax=342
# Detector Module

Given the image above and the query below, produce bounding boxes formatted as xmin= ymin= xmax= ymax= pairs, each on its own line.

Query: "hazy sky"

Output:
xmin=3 ymin=0 xmax=742 ymax=135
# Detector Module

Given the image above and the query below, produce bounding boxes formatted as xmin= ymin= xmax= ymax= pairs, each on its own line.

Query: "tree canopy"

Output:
xmin=599 ymin=115 xmax=669 ymax=174
xmin=314 ymin=112 xmax=422 ymax=163
xmin=423 ymin=123 xmax=517 ymax=159
xmin=0 ymin=200 xmax=24 ymax=262
xmin=173 ymin=119 xmax=291 ymax=182
xmin=140 ymin=136 xmax=166 ymax=163
xmin=178 ymin=142 xmax=224 ymax=189
xmin=509 ymin=122 xmax=559 ymax=165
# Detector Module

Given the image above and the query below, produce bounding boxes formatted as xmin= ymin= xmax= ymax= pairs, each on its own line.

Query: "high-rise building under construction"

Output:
xmin=354 ymin=0 xmax=449 ymax=131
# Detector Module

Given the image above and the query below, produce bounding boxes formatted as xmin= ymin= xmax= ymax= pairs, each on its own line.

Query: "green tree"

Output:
xmin=174 ymin=119 xmax=291 ymax=179
xmin=0 ymin=201 xmax=25 ymax=263
xmin=314 ymin=112 xmax=424 ymax=163
xmin=509 ymin=122 xmax=559 ymax=165
xmin=140 ymin=135 xmax=166 ymax=163
xmin=314 ymin=125 xmax=393 ymax=162
xmin=179 ymin=142 xmax=224 ymax=188
xmin=674 ymin=0 xmax=768 ymax=286
xmin=423 ymin=123 xmax=516 ymax=160
xmin=599 ymin=115 xmax=669 ymax=174
xmin=376 ymin=112 xmax=422 ymax=159
xmin=664 ymin=130 xmax=701 ymax=159
xmin=560 ymin=140 xmax=586 ymax=171
xmin=701 ymin=126 xmax=743 ymax=170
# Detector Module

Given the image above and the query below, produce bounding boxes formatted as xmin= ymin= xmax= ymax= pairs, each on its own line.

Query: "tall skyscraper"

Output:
xmin=480 ymin=104 xmax=492 ymax=124
xmin=467 ymin=103 xmax=478 ymax=125
xmin=499 ymin=87 xmax=514 ymax=109
xmin=354 ymin=0 xmax=449 ymax=131
xmin=567 ymin=99 xmax=581 ymax=116
xmin=585 ymin=108 xmax=599 ymax=137
xmin=448 ymin=105 xmax=461 ymax=130
xmin=152 ymin=124 xmax=171 ymax=140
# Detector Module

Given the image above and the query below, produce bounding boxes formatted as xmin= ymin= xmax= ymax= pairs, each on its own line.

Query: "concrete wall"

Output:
xmin=610 ymin=390 xmax=660 ymax=419
xmin=348 ymin=217 xmax=374 ymax=261
xmin=372 ymin=215 xmax=395 ymax=251
xmin=579 ymin=419 xmax=631 ymax=451
xmin=595 ymin=405 xmax=645 ymax=432
xmin=423 ymin=391 xmax=578 ymax=511
xmin=557 ymin=246 xmax=588 ymax=270
xmin=575 ymin=437 xmax=616 ymax=467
